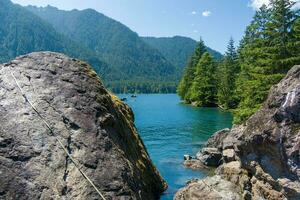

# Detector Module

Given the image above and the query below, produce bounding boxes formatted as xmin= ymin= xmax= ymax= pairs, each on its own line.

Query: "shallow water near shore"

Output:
xmin=118 ymin=94 xmax=233 ymax=199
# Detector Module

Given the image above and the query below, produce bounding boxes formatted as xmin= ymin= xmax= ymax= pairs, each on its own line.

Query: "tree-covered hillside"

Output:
xmin=26 ymin=5 xmax=179 ymax=92
xmin=0 ymin=0 xmax=114 ymax=79
xmin=1 ymin=0 xmax=223 ymax=94
xmin=178 ymin=0 xmax=300 ymax=124
xmin=142 ymin=36 xmax=223 ymax=69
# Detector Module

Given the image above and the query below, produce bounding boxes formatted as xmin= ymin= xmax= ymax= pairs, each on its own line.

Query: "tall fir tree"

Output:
xmin=234 ymin=5 xmax=282 ymax=123
xmin=268 ymin=0 xmax=300 ymax=72
xmin=177 ymin=38 xmax=207 ymax=102
xmin=217 ymin=38 xmax=239 ymax=109
xmin=234 ymin=0 xmax=299 ymax=123
xmin=289 ymin=17 xmax=300 ymax=63
xmin=189 ymin=52 xmax=217 ymax=106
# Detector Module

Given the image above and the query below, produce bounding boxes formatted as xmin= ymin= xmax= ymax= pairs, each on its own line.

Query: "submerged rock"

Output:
xmin=0 ymin=52 xmax=167 ymax=200
xmin=176 ymin=65 xmax=300 ymax=199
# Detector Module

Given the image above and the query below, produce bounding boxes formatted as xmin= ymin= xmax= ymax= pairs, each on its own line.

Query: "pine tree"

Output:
xmin=289 ymin=17 xmax=300 ymax=63
xmin=177 ymin=38 xmax=207 ymax=102
xmin=177 ymin=58 xmax=193 ymax=100
xmin=234 ymin=5 xmax=281 ymax=123
xmin=217 ymin=38 xmax=239 ymax=109
xmin=234 ymin=1 xmax=299 ymax=123
xmin=268 ymin=0 xmax=299 ymax=73
xmin=189 ymin=52 xmax=217 ymax=106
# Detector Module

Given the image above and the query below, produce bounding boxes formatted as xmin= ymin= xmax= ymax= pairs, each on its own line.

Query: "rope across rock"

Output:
xmin=9 ymin=67 xmax=106 ymax=200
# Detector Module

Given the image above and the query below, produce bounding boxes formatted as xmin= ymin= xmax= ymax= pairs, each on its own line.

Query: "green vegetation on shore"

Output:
xmin=178 ymin=0 xmax=300 ymax=124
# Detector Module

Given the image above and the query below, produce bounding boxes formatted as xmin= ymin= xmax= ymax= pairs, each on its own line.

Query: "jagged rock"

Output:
xmin=174 ymin=175 xmax=242 ymax=200
xmin=177 ymin=65 xmax=300 ymax=199
xmin=216 ymin=161 xmax=250 ymax=191
xmin=222 ymin=149 xmax=236 ymax=162
xmin=206 ymin=128 xmax=230 ymax=149
xmin=0 ymin=52 xmax=167 ymax=200
xmin=196 ymin=148 xmax=222 ymax=167
xmin=278 ymin=178 xmax=300 ymax=199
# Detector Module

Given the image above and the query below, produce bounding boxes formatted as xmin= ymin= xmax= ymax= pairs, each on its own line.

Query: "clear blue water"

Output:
xmin=118 ymin=94 xmax=233 ymax=200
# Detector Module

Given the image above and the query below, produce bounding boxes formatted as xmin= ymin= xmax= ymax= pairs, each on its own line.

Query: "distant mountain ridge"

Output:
xmin=0 ymin=0 xmax=222 ymax=93
xmin=26 ymin=6 xmax=177 ymax=89
xmin=142 ymin=36 xmax=223 ymax=70
xmin=0 ymin=0 xmax=113 ymax=79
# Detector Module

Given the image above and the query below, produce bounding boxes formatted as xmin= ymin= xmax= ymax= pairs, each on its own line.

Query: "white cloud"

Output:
xmin=193 ymin=30 xmax=198 ymax=33
xmin=249 ymin=0 xmax=300 ymax=10
xmin=249 ymin=0 xmax=270 ymax=10
xmin=191 ymin=11 xmax=197 ymax=15
xmin=202 ymin=10 xmax=211 ymax=17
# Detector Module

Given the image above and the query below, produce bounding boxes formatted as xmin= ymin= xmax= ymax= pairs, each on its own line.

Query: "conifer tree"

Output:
xmin=289 ymin=17 xmax=300 ymax=63
xmin=177 ymin=39 xmax=207 ymax=102
xmin=234 ymin=5 xmax=282 ymax=123
xmin=234 ymin=0 xmax=299 ymax=123
xmin=189 ymin=52 xmax=217 ymax=106
xmin=217 ymin=38 xmax=239 ymax=109
xmin=268 ymin=0 xmax=299 ymax=72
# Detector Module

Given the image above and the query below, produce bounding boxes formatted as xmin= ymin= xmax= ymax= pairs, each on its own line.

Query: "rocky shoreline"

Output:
xmin=176 ymin=65 xmax=300 ymax=200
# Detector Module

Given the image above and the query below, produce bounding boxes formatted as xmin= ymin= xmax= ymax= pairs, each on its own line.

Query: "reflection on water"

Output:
xmin=118 ymin=94 xmax=233 ymax=200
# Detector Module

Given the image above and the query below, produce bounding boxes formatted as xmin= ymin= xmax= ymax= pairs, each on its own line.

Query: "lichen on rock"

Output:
xmin=0 ymin=52 xmax=167 ymax=200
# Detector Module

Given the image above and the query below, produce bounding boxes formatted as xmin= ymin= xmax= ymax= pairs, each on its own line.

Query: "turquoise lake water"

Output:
xmin=118 ymin=94 xmax=233 ymax=199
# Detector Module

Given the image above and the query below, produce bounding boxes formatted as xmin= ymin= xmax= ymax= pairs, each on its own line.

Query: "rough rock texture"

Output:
xmin=196 ymin=147 xmax=222 ymax=167
xmin=176 ymin=65 xmax=300 ymax=200
xmin=0 ymin=52 xmax=167 ymax=200
xmin=175 ymin=175 xmax=241 ymax=200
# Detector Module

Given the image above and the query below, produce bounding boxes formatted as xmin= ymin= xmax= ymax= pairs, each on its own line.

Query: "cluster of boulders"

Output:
xmin=176 ymin=65 xmax=300 ymax=200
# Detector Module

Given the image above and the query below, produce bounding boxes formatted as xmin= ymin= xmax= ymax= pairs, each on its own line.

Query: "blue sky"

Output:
xmin=10 ymin=0 xmax=293 ymax=53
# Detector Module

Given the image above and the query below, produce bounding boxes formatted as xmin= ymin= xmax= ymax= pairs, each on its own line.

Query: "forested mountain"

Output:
xmin=0 ymin=0 xmax=114 ymax=79
xmin=178 ymin=0 xmax=300 ymax=124
xmin=1 ymin=0 xmax=222 ymax=93
xmin=142 ymin=36 xmax=223 ymax=69
xmin=26 ymin=5 xmax=178 ymax=93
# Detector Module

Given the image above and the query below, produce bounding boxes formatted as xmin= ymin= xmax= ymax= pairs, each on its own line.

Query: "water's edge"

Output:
xmin=118 ymin=94 xmax=233 ymax=199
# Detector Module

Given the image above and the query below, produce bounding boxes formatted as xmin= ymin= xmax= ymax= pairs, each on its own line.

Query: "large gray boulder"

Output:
xmin=176 ymin=65 xmax=300 ymax=200
xmin=0 ymin=52 xmax=167 ymax=200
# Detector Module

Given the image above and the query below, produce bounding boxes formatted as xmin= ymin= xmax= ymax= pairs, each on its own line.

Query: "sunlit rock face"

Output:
xmin=176 ymin=65 xmax=300 ymax=200
xmin=0 ymin=52 xmax=167 ymax=200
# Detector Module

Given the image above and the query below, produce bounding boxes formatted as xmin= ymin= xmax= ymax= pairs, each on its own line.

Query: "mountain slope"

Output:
xmin=142 ymin=36 xmax=223 ymax=69
xmin=26 ymin=6 xmax=177 ymax=84
xmin=0 ymin=0 xmax=115 ymax=80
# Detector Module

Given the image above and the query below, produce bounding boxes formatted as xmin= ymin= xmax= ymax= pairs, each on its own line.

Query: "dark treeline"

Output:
xmin=107 ymin=81 xmax=177 ymax=94
xmin=178 ymin=0 xmax=300 ymax=124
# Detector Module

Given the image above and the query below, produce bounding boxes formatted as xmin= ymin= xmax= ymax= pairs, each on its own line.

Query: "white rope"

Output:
xmin=9 ymin=68 xmax=106 ymax=200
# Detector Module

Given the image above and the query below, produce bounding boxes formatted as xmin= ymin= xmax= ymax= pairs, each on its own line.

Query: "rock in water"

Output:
xmin=0 ymin=52 xmax=167 ymax=200
xmin=176 ymin=65 xmax=300 ymax=200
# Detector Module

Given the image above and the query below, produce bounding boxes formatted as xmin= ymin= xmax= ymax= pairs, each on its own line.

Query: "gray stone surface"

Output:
xmin=0 ymin=52 xmax=167 ymax=200
xmin=174 ymin=175 xmax=241 ymax=200
xmin=196 ymin=148 xmax=222 ymax=167
xmin=222 ymin=149 xmax=235 ymax=163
